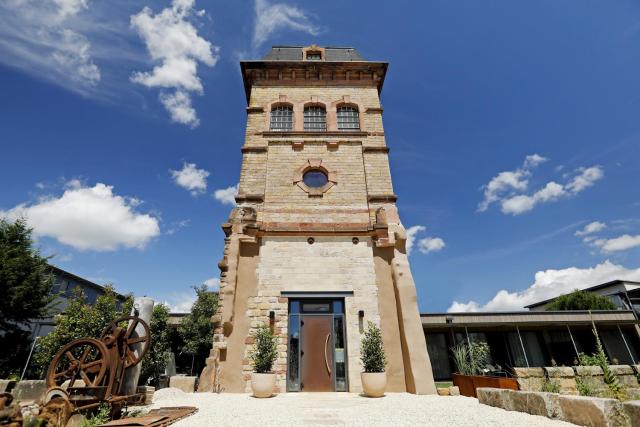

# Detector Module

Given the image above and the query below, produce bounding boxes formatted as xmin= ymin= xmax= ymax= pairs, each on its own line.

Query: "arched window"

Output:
xmin=270 ymin=105 xmax=293 ymax=131
xmin=337 ymin=106 xmax=360 ymax=130
xmin=304 ymin=106 xmax=326 ymax=131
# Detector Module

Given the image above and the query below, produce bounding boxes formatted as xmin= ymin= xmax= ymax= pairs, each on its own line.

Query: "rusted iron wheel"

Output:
xmin=46 ymin=338 xmax=109 ymax=389
xmin=102 ymin=316 xmax=150 ymax=368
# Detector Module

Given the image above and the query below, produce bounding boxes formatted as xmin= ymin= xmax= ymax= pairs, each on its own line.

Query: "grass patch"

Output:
xmin=435 ymin=381 xmax=453 ymax=389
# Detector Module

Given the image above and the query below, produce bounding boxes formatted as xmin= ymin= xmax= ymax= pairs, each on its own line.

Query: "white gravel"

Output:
xmin=149 ymin=388 xmax=575 ymax=427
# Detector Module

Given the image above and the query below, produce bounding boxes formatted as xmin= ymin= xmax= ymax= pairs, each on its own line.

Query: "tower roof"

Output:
xmin=262 ymin=46 xmax=365 ymax=62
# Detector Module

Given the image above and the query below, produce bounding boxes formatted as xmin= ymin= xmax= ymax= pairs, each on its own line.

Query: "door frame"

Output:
xmin=286 ymin=298 xmax=348 ymax=392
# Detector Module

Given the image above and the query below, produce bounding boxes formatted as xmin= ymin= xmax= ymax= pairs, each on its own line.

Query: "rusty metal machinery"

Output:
xmin=42 ymin=314 xmax=151 ymax=423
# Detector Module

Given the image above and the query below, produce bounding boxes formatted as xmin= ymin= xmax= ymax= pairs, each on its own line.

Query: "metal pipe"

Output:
xmin=516 ymin=326 xmax=530 ymax=368
xmin=566 ymin=325 xmax=579 ymax=358
xmin=21 ymin=336 xmax=39 ymax=380
xmin=617 ymin=324 xmax=636 ymax=365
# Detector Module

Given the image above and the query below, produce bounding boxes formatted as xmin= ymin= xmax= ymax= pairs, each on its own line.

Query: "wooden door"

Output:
xmin=301 ymin=315 xmax=333 ymax=391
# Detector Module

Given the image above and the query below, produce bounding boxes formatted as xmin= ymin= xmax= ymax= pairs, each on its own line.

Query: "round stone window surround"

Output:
xmin=293 ymin=159 xmax=337 ymax=196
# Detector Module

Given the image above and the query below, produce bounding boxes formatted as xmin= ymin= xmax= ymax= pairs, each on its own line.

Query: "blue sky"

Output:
xmin=1 ymin=0 xmax=639 ymax=312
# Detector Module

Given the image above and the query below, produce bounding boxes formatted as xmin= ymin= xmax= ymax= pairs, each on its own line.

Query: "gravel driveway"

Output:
xmin=149 ymin=388 xmax=575 ymax=427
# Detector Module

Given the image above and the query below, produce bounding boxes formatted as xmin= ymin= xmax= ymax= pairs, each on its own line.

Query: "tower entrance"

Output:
xmin=287 ymin=299 xmax=348 ymax=392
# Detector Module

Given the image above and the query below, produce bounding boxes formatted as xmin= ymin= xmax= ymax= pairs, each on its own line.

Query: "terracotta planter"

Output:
xmin=361 ymin=372 xmax=386 ymax=397
xmin=251 ymin=372 xmax=276 ymax=398
xmin=452 ymin=373 xmax=518 ymax=398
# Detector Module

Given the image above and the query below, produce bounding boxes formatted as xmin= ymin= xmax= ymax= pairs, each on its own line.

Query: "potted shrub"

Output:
xmin=249 ymin=324 xmax=278 ymax=398
xmin=451 ymin=341 xmax=518 ymax=397
xmin=360 ymin=321 xmax=387 ymax=397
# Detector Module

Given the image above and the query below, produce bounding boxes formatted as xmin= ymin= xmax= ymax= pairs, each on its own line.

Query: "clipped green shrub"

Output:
xmin=249 ymin=324 xmax=278 ymax=373
xmin=360 ymin=322 xmax=386 ymax=373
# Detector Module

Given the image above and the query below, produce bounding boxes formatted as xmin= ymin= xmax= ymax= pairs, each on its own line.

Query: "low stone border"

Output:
xmin=478 ymin=387 xmax=638 ymax=427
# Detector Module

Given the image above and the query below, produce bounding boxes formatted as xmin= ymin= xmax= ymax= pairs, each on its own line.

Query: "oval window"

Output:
xmin=303 ymin=169 xmax=328 ymax=188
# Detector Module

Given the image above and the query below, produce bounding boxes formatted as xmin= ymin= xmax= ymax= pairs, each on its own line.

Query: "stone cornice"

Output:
xmin=365 ymin=107 xmax=383 ymax=113
xmin=240 ymin=61 xmax=388 ymax=103
xmin=260 ymin=131 xmax=369 ymax=137
xmin=246 ymin=106 xmax=264 ymax=113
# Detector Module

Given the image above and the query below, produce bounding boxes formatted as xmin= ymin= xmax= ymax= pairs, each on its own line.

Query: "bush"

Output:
xmin=545 ymin=289 xmax=617 ymax=311
xmin=541 ymin=377 xmax=560 ymax=393
xmin=249 ymin=325 xmax=278 ymax=374
xmin=32 ymin=287 xmax=133 ymax=377
xmin=139 ymin=304 xmax=172 ymax=387
xmin=177 ymin=285 xmax=218 ymax=375
xmin=452 ymin=341 xmax=490 ymax=376
xmin=360 ymin=322 xmax=386 ymax=373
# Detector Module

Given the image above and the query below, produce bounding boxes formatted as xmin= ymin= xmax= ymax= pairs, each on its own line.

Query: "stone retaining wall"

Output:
xmin=514 ymin=365 xmax=640 ymax=397
xmin=478 ymin=387 xmax=639 ymax=427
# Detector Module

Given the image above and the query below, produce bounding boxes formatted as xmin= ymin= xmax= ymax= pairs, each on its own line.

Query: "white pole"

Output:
xmin=122 ymin=297 xmax=154 ymax=395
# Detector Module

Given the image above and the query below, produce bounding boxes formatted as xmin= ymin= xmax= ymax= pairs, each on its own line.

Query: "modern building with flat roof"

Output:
xmin=422 ymin=281 xmax=640 ymax=381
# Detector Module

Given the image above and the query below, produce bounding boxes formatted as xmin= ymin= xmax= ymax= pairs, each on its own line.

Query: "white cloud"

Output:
xmin=478 ymin=154 xmax=546 ymax=212
xmin=594 ymin=235 xmax=640 ymax=253
xmin=566 ymin=166 xmax=604 ymax=194
xmin=575 ymin=221 xmax=606 ymax=237
xmin=130 ymin=0 xmax=218 ymax=127
xmin=253 ymin=0 xmax=321 ymax=49
xmin=0 ymin=0 xmax=100 ymax=90
xmin=170 ymin=162 xmax=210 ymax=196
xmin=405 ymin=225 xmax=425 ymax=255
xmin=213 ymin=184 xmax=238 ymax=205
xmin=405 ymin=225 xmax=445 ymax=255
xmin=1 ymin=182 xmax=160 ymax=251
xmin=204 ymin=277 xmax=220 ymax=291
xmin=479 ymin=155 xmax=603 ymax=215
xmin=164 ymin=292 xmax=195 ymax=313
xmin=164 ymin=277 xmax=219 ymax=312
xmin=417 ymin=237 xmax=445 ymax=254
xmin=448 ymin=260 xmax=640 ymax=312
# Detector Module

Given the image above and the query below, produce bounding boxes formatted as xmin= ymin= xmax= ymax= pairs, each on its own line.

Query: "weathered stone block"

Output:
xmin=557 ymin=394 xmax=627 ymax=427
xmin=623 ymin=400 xmax=640 ymax=427
xmin=514 ymin=367 xmax=545 ymax=392
xmin=610 ymin=365 xmax=639 ymax=389
xmin=169 ymin=376 xmax=197 ymax=393
xmin=12 ymin=380 xmax=46 ymax=403
xmin=477 ymin=388 xmax=513 ymax=411
xmin=449 ymin=386 xmax=460 ymax=396
xmin=546 ymin=367 xmax=577 ymax=394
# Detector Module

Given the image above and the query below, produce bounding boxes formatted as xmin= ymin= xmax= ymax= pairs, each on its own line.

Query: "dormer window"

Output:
xmin=270 ymin=105 xmax=293 ymax=131
xmin=306 ymin=52 xmax=322 ymax=61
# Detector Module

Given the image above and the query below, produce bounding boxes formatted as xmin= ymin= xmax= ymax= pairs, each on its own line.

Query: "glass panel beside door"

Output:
xmin=287 ymin=298 xmax=348 ymax=392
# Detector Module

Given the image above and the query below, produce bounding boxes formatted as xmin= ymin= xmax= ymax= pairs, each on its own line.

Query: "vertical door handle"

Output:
xmin=324 ymin=333 xmax=332 ymax=375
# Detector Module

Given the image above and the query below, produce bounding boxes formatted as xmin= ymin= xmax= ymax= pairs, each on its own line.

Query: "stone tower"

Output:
xmin=199 ymin=46 xmax=436 ymax=394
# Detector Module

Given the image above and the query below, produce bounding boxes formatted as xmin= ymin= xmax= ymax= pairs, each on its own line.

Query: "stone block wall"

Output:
xmin=240 ymin=236 xmax=380 ymax=393
xmin=515 ymin=365 xmax=640 ymax=397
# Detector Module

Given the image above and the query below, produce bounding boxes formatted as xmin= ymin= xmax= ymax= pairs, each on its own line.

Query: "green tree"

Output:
xmin=0 ymin=218 xmax=54 ymax=377
xmin=178 ymin=285 xmax=218 ymax=374
xmin=545 ymin=289 xmax=617 ymax=311
xmin=360 ymin=322 xmax=387 ymax=373
xmin=139 ymin=304 xmax=172 ymax=387
xmin=32 ymin=287 xmax=133 ymax=376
